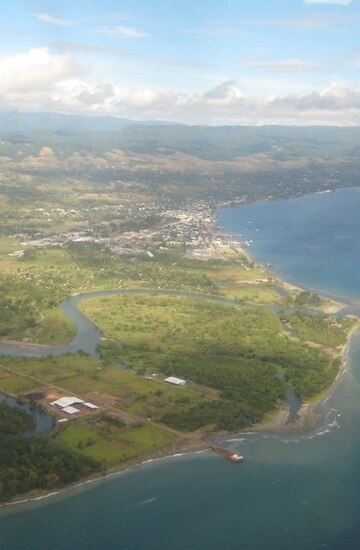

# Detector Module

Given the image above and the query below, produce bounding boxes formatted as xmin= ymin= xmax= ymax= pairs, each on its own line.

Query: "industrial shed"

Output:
xmin=50 ymin=396 xmax=84 ymax=408
xmin=164 ymin=376 xmax=187 ymax=386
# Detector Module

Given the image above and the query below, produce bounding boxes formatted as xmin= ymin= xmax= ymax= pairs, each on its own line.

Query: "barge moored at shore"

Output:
xmin=210 ymin=446 xmax=244 ymax=463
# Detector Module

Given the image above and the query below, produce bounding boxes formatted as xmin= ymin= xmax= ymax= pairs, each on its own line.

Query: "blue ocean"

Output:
xmin=218 ymin=187 xmax=360 ymax=301
xmin=1 ymin=188 xmax=360 ymax=550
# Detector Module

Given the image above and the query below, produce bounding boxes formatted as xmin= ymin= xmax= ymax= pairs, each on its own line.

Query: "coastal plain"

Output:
xmin=0 ymin=115 xmax=359 ymax=504
xmin=0 ymin=241 xmax=356 ymax=503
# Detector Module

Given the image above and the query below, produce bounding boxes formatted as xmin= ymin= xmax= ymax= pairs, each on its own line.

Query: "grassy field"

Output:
xmin=219 ymin=284 xmax=283 ymax=304
xmin=0 ymin=352 xmax=178 ymax=468
xmin=0 ymin=353 xmax=217 ymax=428
xmin=203 ymin=263 xmax=289 ymax=304
xmin=0 ymin=354 xmax=101 ymax=384
xmin=56 ymin=417 xmax=176 ymax=465
xmin=27 ymin=309 xmax=77 ymax=344
xmin=206 ymin=264 xmax=268 ymax=282
xmin=279 ymin=312 xmax=357 ymax=347
xmin=0 ymin=373 xmax=39 ymax=394
xmin=1 ymin=239 xmax=323 ymax=347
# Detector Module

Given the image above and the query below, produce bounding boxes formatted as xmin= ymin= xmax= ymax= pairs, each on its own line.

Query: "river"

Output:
xmin=0 ymin=289 xmax=254 ymax=358
xmin=0 ymin=188 xmax=360 ymax=549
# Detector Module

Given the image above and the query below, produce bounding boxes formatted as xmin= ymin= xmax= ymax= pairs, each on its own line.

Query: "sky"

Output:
xmin=1 ymin=0 xmax=360 ymax=125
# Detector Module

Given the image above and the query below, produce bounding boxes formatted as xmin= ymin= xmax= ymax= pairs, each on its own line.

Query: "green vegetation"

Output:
xmin=205 ymin=264 xmax=266 ymax=282
xmin=0 ymin=115 xmax=358 ymax=502
xmin=220 ymin=284 xmax=283 ymax=305
xmin=0 ymin=374 xmax=39 ymax=394
xmin=0 ymin=245 xmax=226 ymax=343
xmin=0 ymin=256 xmax=77 ymax=340
xmin=80 ymin=295 xmax=346 ymax=429
xmin=27 ymin=309 xmax=77 ymax=345
xmin=279 ymin=312 xmax=357 ymax=347
xmin=293 ymin=291 xmax=322 ymax=307
xmin=0 ymin=402 xmax=36 ymax=435
xmin=265 ymin=340 xmax=338 ymax=401
xmin=0 ymin=354 xmax=101 ymax=385
xmin=56 ymin=417 xmax=175 ymax=466
xmin=0 ymin=241 xmax=287 ymax=345
xmin=0 ymin=353 xmax=216 ymax=424
xmin=0 ymin=435 xmax=101 ymax=503
xmin=68 ymin=243 xmax=219 ymax=293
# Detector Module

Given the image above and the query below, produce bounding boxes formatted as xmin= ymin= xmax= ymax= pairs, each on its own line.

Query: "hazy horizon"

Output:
xmin=2 ymin=0 xmax=360 ymax=126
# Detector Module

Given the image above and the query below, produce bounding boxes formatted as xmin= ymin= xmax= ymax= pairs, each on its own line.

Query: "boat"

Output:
xmin=210 ymin=446 xmax=244 ymax=463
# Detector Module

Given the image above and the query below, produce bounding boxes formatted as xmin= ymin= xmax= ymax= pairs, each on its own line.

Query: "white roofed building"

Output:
xmin=83 ymin=402 xmax=99 ymax=410
xmin=164 ymin=376 xmax=187 ymax=386
xmin=50 ymin=396 xmax=84 ymax=408
xmin=62 ymin=406 xmax=80 ymax=415
xmin=49 ymin=396 xmax=100 ymax=417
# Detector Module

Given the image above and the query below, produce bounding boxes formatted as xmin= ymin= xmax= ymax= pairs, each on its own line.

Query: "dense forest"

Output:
xmin=0 ymin=434 xmax=101 ymax=503
xmin=0 ymin=402 xmax=36 ymax=435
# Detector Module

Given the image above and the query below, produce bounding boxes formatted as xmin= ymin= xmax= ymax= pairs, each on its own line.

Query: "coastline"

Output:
xmin=1 ymin=437 xmax=211 ymax=510
xmin=3 ymin=317 xmax=359 ymax=511
xmin=237 ymin=324 xmax=358 ymax=436
xmin=2 ymin=198 xmax=360 ymax=510
xmin=214 ymin=199 xmax=360 ymax=435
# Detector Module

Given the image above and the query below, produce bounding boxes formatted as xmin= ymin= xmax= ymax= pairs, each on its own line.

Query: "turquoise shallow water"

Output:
xmin=1 ymin=188 xmax=360 ymax=550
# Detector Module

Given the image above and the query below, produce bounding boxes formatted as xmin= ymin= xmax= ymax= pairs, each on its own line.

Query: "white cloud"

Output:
xmin=48 ymin=80 xmax=176 ymax=115
xmin=34 ymin=13 xmax=73 ymax=26
xmin=1 ymin=49 xmax=360 ymax=125
xmin=96 ymin=25 xmax=148 ymax=38
xmin=304 ymin=0 xmax=352 ymax=4
xmin=53 ymin=80 xmax=115 ymax=109
xmin=0 ymin=48 xmax=78 ymax=94
xmin=123 ymin=88 xmax=176 ymax=108
xmin=195 ymin=81 xmax=242 ymax=105
xmin=171 ymin=83 xmax=360 ymax=125
xmin=295 ymin=85 xmax=360 ymax=109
